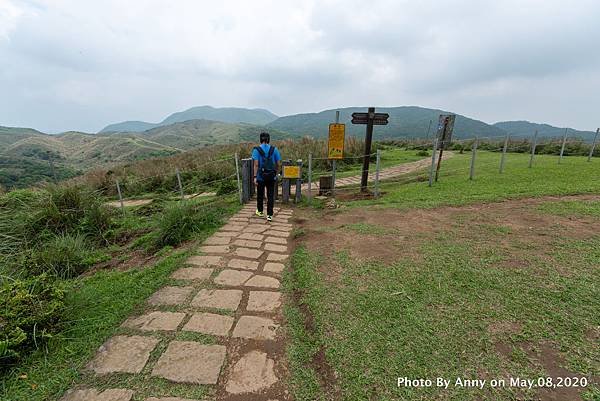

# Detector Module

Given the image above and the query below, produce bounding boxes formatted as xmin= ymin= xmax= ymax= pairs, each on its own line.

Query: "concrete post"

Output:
xmin=529 ymin=130 xmax=538 ymax=168
xmin=469 ymin=137 xmax=478 ymax=180
xmin=176 ymin=168 xmax=184 ymax=200
xmin=588 ymin=128 xmax=599 ymax=162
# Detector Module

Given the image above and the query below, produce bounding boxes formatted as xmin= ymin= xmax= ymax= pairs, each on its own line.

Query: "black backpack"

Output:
xmin=254 ymin=146 xmax=277 ymax=180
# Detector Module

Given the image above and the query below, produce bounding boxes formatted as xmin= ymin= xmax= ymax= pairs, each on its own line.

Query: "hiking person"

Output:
xmin=252 ymin=132 xmax=281 ymax=221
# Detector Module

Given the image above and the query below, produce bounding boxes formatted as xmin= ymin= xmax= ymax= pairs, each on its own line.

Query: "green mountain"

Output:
xmin=100 ymin=106 xmax=279 ymax=133
xmin=493 ymin=121 xmax=597 ymax=141
xmin=267 ymin=106 xmax=506 ymax=139
xmin=0 ymin=120 xmax=286 ymax=189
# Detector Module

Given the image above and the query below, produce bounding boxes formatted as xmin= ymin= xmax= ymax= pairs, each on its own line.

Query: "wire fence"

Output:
xmin=101 ymin=130 xmax=599 ymax=210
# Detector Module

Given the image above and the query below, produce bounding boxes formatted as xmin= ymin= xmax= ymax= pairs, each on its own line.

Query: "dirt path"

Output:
xmin=60 ymin=205 xmax=294 ymax=401
xmin=302 ymin=152 xmax=453 ymax=192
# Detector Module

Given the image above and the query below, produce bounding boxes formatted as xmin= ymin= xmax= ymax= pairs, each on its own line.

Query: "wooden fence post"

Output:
xmin=529 ymin=130 xmax=538 ymax=168
xmin=469 ymin=137 xmax=478 ymax=180
xmin=428 ymin=138 xmax=438 ymax=187
xmin=235 ymin=153 xmax=242 ymax=204
xmin=295 ymin=159 xmax=302 ymax=203
xmin=176 ymin=168 xmax=184 ymax=200
xmin=116 ymin=180 xmax=124 ymax=212
xmin=499 ymin=133 xmax=509 ymax=174
xmin=588 ymin=128 xmax=599 ymax=162
xmin=559 ymin=128 xmax=568 ymax=164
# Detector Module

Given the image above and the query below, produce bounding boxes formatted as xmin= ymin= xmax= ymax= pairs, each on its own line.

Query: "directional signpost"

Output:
xmin=351 ymin=107 xmax=389 ymax=192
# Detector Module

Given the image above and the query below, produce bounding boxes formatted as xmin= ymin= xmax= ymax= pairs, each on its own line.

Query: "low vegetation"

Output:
xmin=289 ymin=154 xmax=600 ymax=400
xmin=0 ymin=180 xmax=239 ymax=400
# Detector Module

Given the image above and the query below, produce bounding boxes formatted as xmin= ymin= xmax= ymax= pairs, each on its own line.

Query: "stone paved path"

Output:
xmin=61 ymin=204 xmax=294 ymax=401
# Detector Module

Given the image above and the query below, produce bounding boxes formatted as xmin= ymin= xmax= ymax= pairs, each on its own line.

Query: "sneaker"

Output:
xmin=255 ymin=209 xmax=264 ymax=217
xmin=266 ymin=215 xmax=273 ymax=222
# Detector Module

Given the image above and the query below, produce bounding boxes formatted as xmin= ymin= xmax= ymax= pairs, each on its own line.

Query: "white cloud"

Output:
xmin=0 ymin=0 xmax=599 ymax=132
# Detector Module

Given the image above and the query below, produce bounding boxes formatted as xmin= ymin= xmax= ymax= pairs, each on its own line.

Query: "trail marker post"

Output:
xmin=559 ymin=128 xmax=568 ymax=164
xmin=434 ymin=114 xmax=456 ymax=182
xmin=176 ymin=168 xmax=184 ymax=200
xmin=328 ymin=110 xmax=344 ymax=197
xmin=469 ymin=137 xmax=478 ymax=180
xmin=588 ymin=128 xmax=599 ymax=162
xmin=529 ymin=130 xmax=538 ymax=168
xmin=499 ymin=133 xmax=509 ymax=173
xmin=351 ymin=107 xmax=389 ymax=192
xmin=428 ymin=138 xmax=438 ymax=187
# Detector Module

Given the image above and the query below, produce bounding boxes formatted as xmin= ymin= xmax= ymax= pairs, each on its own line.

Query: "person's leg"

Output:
xmin=256 ymin=180 xmax=265 ymax=213
xmin=266 ymin=177 xmax=275 ymax=217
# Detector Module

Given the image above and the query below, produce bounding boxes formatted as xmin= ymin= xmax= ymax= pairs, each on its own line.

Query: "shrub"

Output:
xmin=216 ymin=179 xmax=238 ymax=196
xmin=0 ymin=274 xmax=65 ymax=363
xmin=30 ymin=234 xmax=96 ymax=279
xmin=416 ymin=150 xmax=430 ymax=157
xmin=154 ymin=201 xmax=223 ymax=249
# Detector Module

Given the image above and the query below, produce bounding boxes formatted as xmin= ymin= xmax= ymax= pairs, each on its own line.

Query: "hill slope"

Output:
xmin=267 ymin=106 xmax=506 ymax=139
xmin=493 ymin=121 xmax=597 ymax=141
xmin=100 ymin=106 xmax=278 ymax=133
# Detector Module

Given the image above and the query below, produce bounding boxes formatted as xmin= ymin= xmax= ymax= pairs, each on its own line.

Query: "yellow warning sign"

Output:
xmin=328 ymin=123 xmax=345 ymax=159
xmin=283 ymin=165 xmax=300 ymax=179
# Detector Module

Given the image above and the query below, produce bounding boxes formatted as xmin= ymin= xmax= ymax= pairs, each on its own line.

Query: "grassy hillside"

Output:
xmin=0 ymin=120 xmax=286 ymax=189
xmin=267 ymin=106 xmax=507 ymax=139
xmin=494 ymin=121 xmax=597 ymax=141
xmin=100 ymin=105 xmax=279 ymax=133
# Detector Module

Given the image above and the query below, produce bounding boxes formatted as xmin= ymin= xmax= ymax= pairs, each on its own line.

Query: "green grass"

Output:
xmin=287 ymin=232 xmax=600 ymax=400
xmin=537 ymin=200 xmax=600 ymax=218
xmin=349 ymin=151 xmax=600 ymax=209
xmin=329 ymin=149 xmax=425 ymax=180
xmin=0 ymin=251 xmax=190 ymax=401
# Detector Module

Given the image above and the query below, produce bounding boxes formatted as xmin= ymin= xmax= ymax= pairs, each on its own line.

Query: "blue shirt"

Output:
xmin=252 ymin=144 xmax=281 ymax=181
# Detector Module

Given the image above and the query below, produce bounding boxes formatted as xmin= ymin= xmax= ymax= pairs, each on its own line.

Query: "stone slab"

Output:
xmin=268 ymin=230 xmax=290 ymax=238
xmin=270 ymin=227 xmax=292 ymax=233
xmin=214 ymin=231 xmax=237 ymax=238
xmin=146 ymin=398 xmax=200 ymax=401
xmin=151 ymin=341 xmax=226 ymax=384
xmin=183 ymin=312 xmax=234 ymax=336
xmin=187 ymin=255 xmax=223 ymax=267
xmin=227 ymin=258 xmax=259 ymax=271
xmin=234 ymin=247 xmax=264 ymax=260
xmin=88 ymin=335 xmax=159 ymax=374
xmin=237 ymin=233 xmax=264 ymax=241
xmin=214 ymin=269 xmax=253 ymax=286
xmin=220 ymin=224 xmax=247 ymax=232
xmin=266 ymin=253 xmax=289 ymax=262
xmin=263 ymin=262 xmax=285 ymax=274
xmin=245 ymin=275 xmax=280 ymax=289
xmin=264 ymin=243 xmax=287 ymax=253
xmin=191 ymin=289 xmax=243 ymax=311
xmin=203 ymin=236 xmax=231 ymax=245
xmin=148 ymin=286 xmax=194 ymax=306
xmin=264 ymin=236 xmax=287 ymax=245
xmin=122 ymin=311 xmax=186 ymax=331
xmin=225 ymin=351 xmax=277 ymax=394
xmin=232 ymin=316 xmax=279 ymax=340
xmin=199 ymin=245 xmax=230 ymax=254
xmin=247 ymin=291 xmax=282 ymax=312
xmin=232 ymin=239 xmax=262 ymax=249
xmin=171 ymin=267 xmax=213 ymax=281
xmin=60 ymin=388 xmax=134 ymax=401
xmin=245 ymin=225 xmax=269 ymax=233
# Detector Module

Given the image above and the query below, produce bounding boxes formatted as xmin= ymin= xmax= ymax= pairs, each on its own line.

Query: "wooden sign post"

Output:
xmin=351 ymin=107 xmax=389 ymax=192
xmin=434 ymin=114 xmax=456 ymax=182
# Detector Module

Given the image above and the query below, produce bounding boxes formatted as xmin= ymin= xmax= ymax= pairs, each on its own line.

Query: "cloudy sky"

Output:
xmin=1 ymin=0 xmax=599 ymax=133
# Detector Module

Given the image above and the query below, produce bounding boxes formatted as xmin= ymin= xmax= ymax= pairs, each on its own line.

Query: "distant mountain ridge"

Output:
xmin=493 ymin=121 xmax=597 ymax=141
xmin=267 ymin=106 xmax=506 ymax=139
xmin=100 ymin=106 xmax=279 ymax=133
